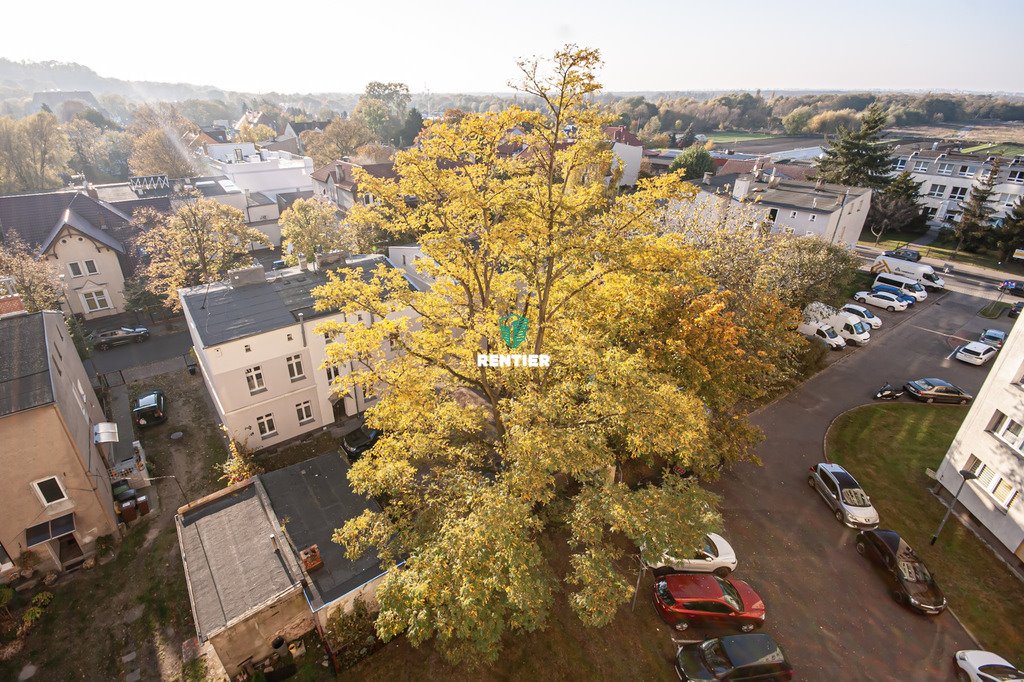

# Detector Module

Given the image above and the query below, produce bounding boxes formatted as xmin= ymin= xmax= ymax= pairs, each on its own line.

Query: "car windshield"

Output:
xmin=851 ymin=321 xmax=866 ymax=334
xmin=700 ymin=640 xmax=731 ymax=673
xmin=984 ymin=331 xmax=1005 ymax=341
xmin=136 ymin=395 xmax=158 ymax=409
xmin=977 ymin=664 xmax=1024 ymax=681
xmin=824 ymin=327 xmax=838 ymax=339
xmin=898 ymin=560 xmax=932 ymax=584
xmin=841 ymin=487 xmax=871 ymax=507
xmin=907 ymin=282 xmax=924 ymax=292
xmin=923 ymin=272 xmax=939 ymax=282
xmin=714 ymin=576 xmax=742 ymax=611
xmin=916 ymin=379 xmax=936 ymax=390
xmin=703 ymin=536 xmax=719 ymax=558
xmin=655 ymin=581 xmax=675 ymax=605
xmin=962 ymin=348 xmax=981 ymax=357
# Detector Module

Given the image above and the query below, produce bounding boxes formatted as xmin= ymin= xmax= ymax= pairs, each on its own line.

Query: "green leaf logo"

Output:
xmin=499 ymin=314 xmax=529 ymax=350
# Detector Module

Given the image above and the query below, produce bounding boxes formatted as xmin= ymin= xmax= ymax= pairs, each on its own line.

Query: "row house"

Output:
xmin=311 ymin=159 xmax=397 ymax=212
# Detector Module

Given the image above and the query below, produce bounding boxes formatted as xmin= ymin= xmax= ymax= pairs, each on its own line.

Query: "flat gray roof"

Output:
xmin=0 ymin=312 xmax=54 ymax=417
xmin=261 ymin=452 xmax=384 ymax=610
xmin=177 ymin=482 xmax=302 ymax=640
xmin=701 ymin=173 xmax=870 ymax=213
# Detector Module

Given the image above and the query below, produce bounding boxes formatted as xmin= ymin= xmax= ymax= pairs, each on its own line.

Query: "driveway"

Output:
xmin=89 ymin=329 xmax=192 ymax=375
xmin=705 ymin=290 xmax=1011 ymax=680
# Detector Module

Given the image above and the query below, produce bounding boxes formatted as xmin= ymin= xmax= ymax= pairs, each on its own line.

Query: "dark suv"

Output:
xmin=675 ymin=634 xmax=793 ymax=681
xmin=883 ymin=248 xmax=921 ymax=262
xmin=341 ymin=425 xmax=380 ymax=460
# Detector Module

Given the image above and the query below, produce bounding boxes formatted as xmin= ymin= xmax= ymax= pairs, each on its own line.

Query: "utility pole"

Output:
xmin=931 ymin=469 xmax=978 ymax=545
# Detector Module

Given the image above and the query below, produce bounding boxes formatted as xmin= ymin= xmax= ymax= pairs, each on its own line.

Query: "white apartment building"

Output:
xmin=179 ymin=255 xmax=419 ymax=450
xmin=890 ymin=143 xmax=1024 ymax=223
xmin=203 ymin=149 xmax=314 ymax=201
xmin=935 ymin=319 xmax=1024 ymax=562
xmin=690 ymin=169 xmax=872 ymax=247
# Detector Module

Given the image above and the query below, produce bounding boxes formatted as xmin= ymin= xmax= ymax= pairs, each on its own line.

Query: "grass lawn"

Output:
xmin=963 ymin=143 xmax=1024 ymax=156
xmin=979 ymin=301 xmax=1012 ymax=319
xmin=705 ymin=131 xmax=774 ymax=143
xmin=859 ymin=230 xmax=1024 ymax=277
xmin=844 ymin=270 xmax=877 ymax=299
xmin=827 ymin=403 xmax=1024 ymax=664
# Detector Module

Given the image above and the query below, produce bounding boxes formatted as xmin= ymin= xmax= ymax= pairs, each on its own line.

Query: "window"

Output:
xmin=234 ymin=147 xmax=244 ymax=162
xmin=924 ymin=207 xmax=938 ymax=219
xmin=789 ymin=210 xmax=798 ymax=219
xmin=927 ymin=184 xmax=946 ymax=198
xmin=913 ymin=161 xmax=929 ymax=173
xmin=965 ymin=455 xmax=1019 ymax=509
xmin=33 ymin=477 xmax=67 ymax=505
xmin=68 ymin=262 xmax=83 ymax=277
xmin=296 ymin=400 xmax=314 ymax=424
xmin=992 ymin=413 xmax=1024 ymax=452
xmin=256 ymin=413 xmax=277 ymax=438
xmin=82 ymin=290 xmax=110 ymax=312
xmin=25 ymin=513 xmax=75 ymax=547
xmin=949 ymin=187 xmax=968 ymax=201
xmin=958 ymin=165 xmax=976 ymax=178
xmin=245 ymin=365 xmax=265 ymax=394
xmin=286 ymin=333 xmax=293 ymax=341
xmin=1009 ymin=170 xmax=1024 ymax=184
xmin=937 ymin=162 xmax=954 ymax=176
xmin=326 ymin=364 xmax=341 ymax=382
xmin=0 ymin=542 xmax=11 ymax=571
xmin=892 ymin=158 xmax=907 ymax=171
xmin=808 ymin=214 xmax=817 ymax=222
xmin=287 ymin=354 xmax=304 ymax=380
xmin=83 ymin=259 xmax=98 ymax=275
xmin=993 ymin=480 xmax=1018 ymax=507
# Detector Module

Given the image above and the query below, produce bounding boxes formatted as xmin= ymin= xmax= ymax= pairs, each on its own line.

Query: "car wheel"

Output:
xmin=713 ymin=567 xmax=732 ymax=578
xmin=673 ymin=620 xmax=689 ymax=632
xmin=887 ymin=306 xmax=895 ymax=312
xmin=926 ymin=397 xmax=934 ymax=404
xmin=959 ymin=399 xmax=968 ymax=405
xmin=739 ymin=623 xmax=756 ymax=633
xmin=807 ymin=476 xmax=816 ymax=489
xmin=893 ymin=591 xmax=905 ymax=605
xmin=97 ymin=343 xmax=109 ymax=351
xmin=834 ymin=509 xmax=844 ymax=523
xmin=135 ymin=336 xmax=145 ymax=343
xmin=855 ymin=540 xmax=866 ymax=556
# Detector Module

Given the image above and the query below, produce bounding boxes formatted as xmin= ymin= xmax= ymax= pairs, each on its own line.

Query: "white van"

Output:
xmin=872 ymin=256 xmax=945 ymax=291
xmin=873 ymin=272 xmax=928 ymax=301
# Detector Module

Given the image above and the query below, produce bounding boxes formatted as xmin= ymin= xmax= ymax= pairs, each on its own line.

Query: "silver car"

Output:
xmin=807 ymin=463 xmax=879 ymax=529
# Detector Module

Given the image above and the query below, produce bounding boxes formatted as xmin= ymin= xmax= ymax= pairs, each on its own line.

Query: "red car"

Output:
xmin=653 ymin=573 xmax=766 ymax=632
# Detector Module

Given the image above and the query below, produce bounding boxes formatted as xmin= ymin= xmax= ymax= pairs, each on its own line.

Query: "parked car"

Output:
xmin=643 ymin=533 xmax=738 ymax=577
xmin=873 ymin=255 xmax=945 ymax=291
xmin=953 ymin=650 xmax=1024 ymax=682
xmin=675 ymin=634 xmax=793 ymax=681
xmin=872 ymin=284 xmax=917 ymax=307
xmin=841 ymin=303 xmax=882 ymax=329
xmin=855 ymin=529 xmax=946 ymax=614
xmin=654 ymin=573 xmax=766 ymax=633
xmin=854 ymin=290 xmax=908 ymax=312
xmin=1009 ymin=302 xmax=1024 ymax=319
xmin=131 ymin=389 xmax=167 ymax=428
xmin=807 ymin=463 xmax=879 ymax=528
xmin=999 ymin=280 xmax=1024 ymax=297
xmin=904 ymin=378 xmax=973 ymax=404
xmin=979 ymin=328 xmax=1007 ymax=349
xmin=883 ymin=248 xmax=921 ymax=262
xmin=341 ymin=425 xmax=380 ymax=460
xmin=954 ymin=342 xmax=997 ymax=366
xmin=91 ymin=326 xmax=150 ymax=350
xmin=873 ymin=273 xmax=927 ymax=301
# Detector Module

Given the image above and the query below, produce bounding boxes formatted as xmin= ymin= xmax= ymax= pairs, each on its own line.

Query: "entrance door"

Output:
xmin=57 ymin=534 xmax=85 ymax=569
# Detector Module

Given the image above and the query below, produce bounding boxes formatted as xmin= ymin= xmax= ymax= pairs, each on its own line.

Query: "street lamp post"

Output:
xmin=931 ymin=469 xmax=978 ymax=545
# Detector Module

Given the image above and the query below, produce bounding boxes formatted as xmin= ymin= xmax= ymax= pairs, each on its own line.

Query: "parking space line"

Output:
xmin=911 ymin=325 xmax=969 ymax=343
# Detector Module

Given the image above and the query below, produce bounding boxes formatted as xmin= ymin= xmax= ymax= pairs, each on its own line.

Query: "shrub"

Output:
xmin=797 ymin=337 xmax=830 ymax=379
xmin=31 ymin=592 xmax=53 ymax=608
xmin=95 ymin=534 xmax=115 ymax=558
xmin=21 ymin=606 xmax=44 ymax=628
xmin=324 ymin=598 xmax=379 ymax=670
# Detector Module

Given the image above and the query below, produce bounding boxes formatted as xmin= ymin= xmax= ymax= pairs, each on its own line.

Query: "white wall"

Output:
xmin=211 ymin=152 xmax=314 ymax=199
xmin=612 ymin=142 xmax=643 ymax=187
xmin=47 ymin=227 xmax=126 ymax=318
xmin=205 ymin=142 xmax=257 ymax=163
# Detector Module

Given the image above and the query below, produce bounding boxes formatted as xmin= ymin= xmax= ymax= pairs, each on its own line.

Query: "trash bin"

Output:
xmin=120 ymin=499 xmax=138 ymax=522
xmin=136 ymin=495 xmax=150 ymax=516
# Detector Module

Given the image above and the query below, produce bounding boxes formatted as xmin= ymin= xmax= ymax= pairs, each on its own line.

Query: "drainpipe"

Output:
xmin=298 ymin=313 xmax=306 ymax=347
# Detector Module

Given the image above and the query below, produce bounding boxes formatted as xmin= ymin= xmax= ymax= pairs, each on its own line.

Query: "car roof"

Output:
xmin=962 ymin=342 xmax=994 ymax=353
xmin=819 ymin=462 xmax=859 ymax=487
xmin=922 ymin=377 xmax=952 ymax=387
xmin=842 ymin=303 xmax=867 ymax=312
xmin=718 ymin=634 xmax=788 ymax=669
xmin=663 ymin=573 xmax=725 ymax=600
xmin=982 ymin=329 xmax=1006 ymax=338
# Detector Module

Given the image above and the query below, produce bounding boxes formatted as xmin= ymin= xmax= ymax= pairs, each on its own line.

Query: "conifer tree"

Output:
xmin=953 ymin=158 xmax=1000 ymax=257
xmin=816 ymin=103 xmax=892 ymax=189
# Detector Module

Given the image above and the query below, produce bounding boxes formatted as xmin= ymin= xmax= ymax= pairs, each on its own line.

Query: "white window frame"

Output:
xmin=296 ymin=400 xmax=314 ymax=425
xmin=892 ymin=158 xmax=907 ymax=171
xmin=256 ymin=413 xmax=277 ymax=438
xmin=0 ymin=542 xmax=12 ymax=572
xmin=245 ymin=365 xmax=266 ymax=394
xmin=949 ymin=187 xmax=968 ymax=201
xmin=957 ymin=165 xmax=976 ymax=178
xmin=808 ymin=214 xmax=817 ymax=222
xmin=965 ymin=455 xmax=1018 ymax=510
xmin=83 ymin=259 xmax=98 ymax=275
xmin=68 ymin=261 xmax=83 ymax=278
xmin=927 ymin=184 xmax=946 ymax=198
xmin=81 ymin=290 xmax=111 ymax=312
xmin=913 ymin=161 xmax=929 ymax=173
xmin=992 ymin=413 xmax=1024 ymax=453
xmin=937 ymin=162 xmax=954 ymax=176
xmin=32 ymin=476 xmax=68 ymax=506
xmin=287 ymin=354 xmax=305 ymax=381
xmin=1008 ymin=170 xmax=1024 ymax=184
xmin=789 ymin=210 xmax=798 ymax=219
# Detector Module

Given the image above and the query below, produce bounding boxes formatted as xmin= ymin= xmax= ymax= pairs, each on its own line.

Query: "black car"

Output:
xmin=1009 ymin=302 xmax=1024 ymax=319
xmin=675 ymin=634 xmax=793 ymax=681
xmin=341 ymin=425 xmax=380 ymax=460
xmin=904 ymin=378 xmax=973 ymax=405
xmin=883 ymin=248 xmax=921 ymax=262
xmin=855 ymin=529 xmax=946 ymax=615
xmin=999 ymin=280 xmax=1024 ymax=297
xmin=91 ymin=326 xmax=150 ymax=350
xmin=132 ymin=390 xmax=167 ymax=428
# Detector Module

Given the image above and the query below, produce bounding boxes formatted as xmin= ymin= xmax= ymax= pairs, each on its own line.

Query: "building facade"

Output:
xmin=935 ymin=319 xmax=1024 ymax=561
xmin=0 ymin=310 xmax=118 ymax=580
xmin=890 ymin=143 xmax=1024 ymax=223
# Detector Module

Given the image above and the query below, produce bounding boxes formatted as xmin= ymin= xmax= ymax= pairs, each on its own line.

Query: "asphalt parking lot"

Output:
xmin=691 ymin=288 xmax=1013 ymax=681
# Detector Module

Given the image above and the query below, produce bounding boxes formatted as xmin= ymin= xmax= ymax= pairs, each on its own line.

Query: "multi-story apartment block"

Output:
xmin=890 ymin=143 xmax=1024 ymax=223
xmin=0 ymin=309 xmax=118 ymax=579
xmin=935 ymin=318 xmax=1024 ymax=563
xmin=179 ymin=254 xmax=419 ymax=450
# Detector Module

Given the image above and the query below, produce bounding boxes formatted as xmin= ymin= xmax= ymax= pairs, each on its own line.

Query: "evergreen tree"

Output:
xmin=815 ymin=103 xmax=892 ymax=189
xmin=954 ymin=158 xmax=1000 ymax=257
xmin=865 ymin=171 xmax=926 ymax=243
xmin=677 ymin=122 xmax=696 ymax=148
xmin=398 ymin=107 xmax=425 ymax=147
xmin=990 ymin=195 xmax=1024 ymax=262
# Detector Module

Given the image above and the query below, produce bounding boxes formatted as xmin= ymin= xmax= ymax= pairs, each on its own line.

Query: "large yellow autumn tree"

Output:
xmin=312 ymin=47 xmax=780 ymax=662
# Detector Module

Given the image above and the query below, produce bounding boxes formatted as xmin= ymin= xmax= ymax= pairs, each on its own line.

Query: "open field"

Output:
xmin=828 ymin=403 xmax=1024 ymax=665
xmin=962 ymin=142 xmax=1024 ymax=156
xmin=887 ymin=121 xmax=1024 ymax=145
xmin=705 ymin=131 xmax=775 ymax=143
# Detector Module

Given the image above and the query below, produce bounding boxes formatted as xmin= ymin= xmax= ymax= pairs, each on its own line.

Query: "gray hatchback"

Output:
xmin=808 ymin=462 xmax=879 ymax=529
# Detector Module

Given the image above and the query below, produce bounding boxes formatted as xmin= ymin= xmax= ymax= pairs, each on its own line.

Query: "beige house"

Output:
xmin=0 ymin=309 xmax=119 ymax=579
xmin=178 ymin=254 xmax=419 ymax=450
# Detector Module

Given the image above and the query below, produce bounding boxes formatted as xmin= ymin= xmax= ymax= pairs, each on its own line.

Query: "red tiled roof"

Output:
xmin=604 ymin=126 xmax=642 ymax=147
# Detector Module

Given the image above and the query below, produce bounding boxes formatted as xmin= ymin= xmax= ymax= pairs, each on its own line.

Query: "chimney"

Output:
xmin=931 ymin=141 xmax=940 ymax=151
xmin=752 ymin=156 xmax=765 ymax=175
xmin=768 ymin=169 xmax=781 ymax=188
xmin=297 ymin=253 xmax=308 ymax=271
xmin=732 ymin=175 xmax=753 ymax=201
xmin=227 ymin=263 xmax=267 ymax=287
xmin=315 ymin=249 xmax=349 ymax=270
xmin=702 ymin=171 xmax=713 ymax=185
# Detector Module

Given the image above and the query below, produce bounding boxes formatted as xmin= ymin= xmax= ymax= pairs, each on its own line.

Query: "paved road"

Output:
xmin=705 ymin=289 xmax=1012 ymax=681
xmin=90 ymin=330 xmax=192 ymax=375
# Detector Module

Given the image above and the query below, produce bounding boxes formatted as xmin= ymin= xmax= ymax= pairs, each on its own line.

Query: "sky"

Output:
xmin=4 ymin=0 xmax=1023 ymax=94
